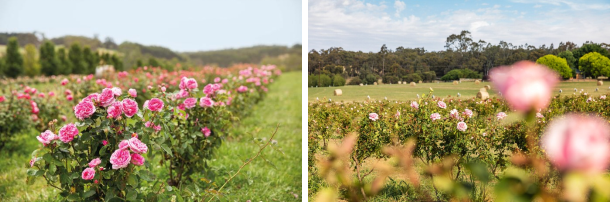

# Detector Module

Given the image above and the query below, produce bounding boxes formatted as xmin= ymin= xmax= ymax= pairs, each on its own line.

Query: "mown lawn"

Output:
xmin=308 ymin=81 xmax=609 ymax=102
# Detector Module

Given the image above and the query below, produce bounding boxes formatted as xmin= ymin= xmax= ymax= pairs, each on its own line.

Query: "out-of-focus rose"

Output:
xmin=81 ymin=167 xmax=95 ymax=180
xmin=128 ymin=88 xmax=137 ymax=97
xmin=463 ymin=108 xmax=473 ymax=118
xmin=110 ymin=149 xmax=131 ymax=169
xmin=496 ymin=112 xmax=507 ymax=120
xmin=368 ymin=113 xmax=379 ymax=121
xmin=37 ymin=130 xmax=58 ymax=145
xmin=88 ymin=158 xmax=101 ymax=168
xmin=199 ymin=97 xmax=215 ymax=107
xmin=131 ymin=153 xmax=145 ymax=166
xmin=201 ymin=127 xmax=211 ymax=137
xmin=430 ymin=113 xmax=441 ymax=121
xmin=146 ymin=98 xmax=164 ymax=112
xmin=98 ymin=88 xmax=115 ymax=107
xmin=410 ymin=101 xmax=418 ymax=109
xmin=437 ymin=101 xmax=447 ymax=109
xmin=61 ymin=78 xmax=68 ymax=86
xmin=541 ymin=114 xmax=610 ymax=173
xmin=457 ymin=122 xmax=468 ymax=131
xmin=121 ymin=99 xmax=138 ymax=117
xmin=489 ymin=61 xmax=559 ymax=112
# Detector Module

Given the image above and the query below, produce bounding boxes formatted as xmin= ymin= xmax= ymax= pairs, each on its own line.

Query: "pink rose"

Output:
xmin=67 ymin=95 xmax=73 ymax=101
xmin=61 ymin=78 xmax=68 ymax=86
xmin=111 ymin=87 xmax=122 ymax=96
xmin=489 ymin=61 xmax=559 ymax=112
xmin=214 ymin=77 xmax=221 ymax=83
xmin=121 ymin=99 xmax=138 ymax=117
xmin=536 ymin=113 xmax=544 ymax=118
xmin=496 ymin=112 xmax=507 ymax=120
xmin=368 ymin=113 xmax=379 ymax=121
xmin=48 ymin=91 xmax=55 ymax=97
xmin=65 ymin=89 xmax=72 ymax=96
xmin=119 ymin=140 xmax=130 ymax=150
xmin=146 ymin=98 xmax=164 ymax=112
xmin=410 ymin=101 xmax=419 ymax=109
xmin=449 ymin=109 xmax=459 ymax=119
xmin=128 ymin=137 xmax=148 ymax=154
xmin=130 ymin=153 xmax=145 ymax=166
xmin=184 ymin=98 xmax=197 ymax=109
xmin=201 ymin=127 xmax=211 ymax=137
xmin=109 ymin=149 xmax=131 ymax=169
xmin=199 ymin=97 xmax=215 ymax=107
xmin=102 ymin=140 xmax=108 ymax=146
xmin=58 ymin=123 xmax=79 ymax=143
xmin=0 ymin=96 xmax=5 ymax=102
xmin=82 ymin=93 xmax=99 ymax=103
xmin=37 ymin=130 xmax=58 ymax=145
xmin=106 ymin=102 xmax=123 ymax=119
xmin=203 ymin=84 xmax=215 ymax=95
xmin=98 ymin=88 xmax=115 ymax=107
xmin=541 ymin=114 xmax=610 ymax=173
xmin=222 ymin=79 xmax=228 ymax=84
xmin=430 ymin=113 xmax=441 ymax=121
xmin=179 ymin=77 xmax=188 ymax=90
xmin=161 ymin=86 xmax=166 ymax=92
xmin=463 ymin=109 xmax=473 ymax=118
xmin=74 ymin=100 xmax=96 ymax=120
xmin=81 ymin=167 xmax=95 ymax=180
xmin=176 ymin=89 xmax=189 ymax=99
xmin=153 ymin=125 xmax=161 ymax=132
xmin=128 ymin=88 xmax=137 ymax=97
xmin=144 ymin=121 xmax=152 ymax=128
xmin=237 ymin=85 xmax=248 ymax=93
xmin=437 ymin=101 xmax=447 ymax=109
xmin=186 ymin=78 xmax=198 ymax=89
xmin=457 ymin=122 xmax=468 ymax=132
xmin=88 ymin=158 xmax=101 ymax=168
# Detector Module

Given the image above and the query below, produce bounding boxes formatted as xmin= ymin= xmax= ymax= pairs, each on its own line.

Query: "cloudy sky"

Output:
xmin=309 ymin=0 xmax=610 ymax=52
xmin=0 ymin=0 xmax=302 ymax=52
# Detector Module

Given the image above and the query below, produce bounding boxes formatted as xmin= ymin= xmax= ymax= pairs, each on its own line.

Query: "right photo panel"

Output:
xmin=307 ymin=0 xmax=610 ymax=201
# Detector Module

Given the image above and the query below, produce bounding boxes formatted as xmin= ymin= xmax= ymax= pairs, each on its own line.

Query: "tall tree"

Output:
xmin=111 ymin=55 xmax=123 ymax=71
xmin=4 ymin=37 xmax=23 ymax=78
xmin=69 ymin=43 xmax=87 ymax=74
xmin=57 ymin=48 xmax=72 ymax=75
xmin=83 ymin=46 xmax=98 ymax=74
xmin=40 ymin=41 xmax=60 ymax=76
xmin=23 ymin=44 xmax=41 ymax=77
xmin=378 ymin=44 xmax=389 ymax=76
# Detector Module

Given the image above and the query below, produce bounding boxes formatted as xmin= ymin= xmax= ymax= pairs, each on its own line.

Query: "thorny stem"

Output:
xmin=206 ymin=124 xmax=279 ymax=202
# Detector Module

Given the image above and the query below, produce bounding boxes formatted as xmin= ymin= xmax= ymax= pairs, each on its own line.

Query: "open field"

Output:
xmin=308 ymin=81 xmax=609 ymax=102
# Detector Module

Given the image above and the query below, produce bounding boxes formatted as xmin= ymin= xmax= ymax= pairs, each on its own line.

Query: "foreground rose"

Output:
xmin=74 ymin=100 xmax=96 ymax=120
xmin=489 ymin=61 xmax=559 ymax=112
xmin=110 ymin=149 xmax=131 ymax=169
xmin=119 ymin=140 xmax=130 ymax=150
xmin=98 ymin=88 xmax=116 ymax=107
xmin=81 ymin=167 xmax=95 ymax=180
xmin=106 ymin=102 xmax=123 ymax=118
xmin=37 ymin=130 xmax=58 ymax=145
xmin=184 ymin=97 xmax=197 ymax=109
xmin=121 ymin=98 xmax=138 ymax=117
xmin=146 ymin=98 xmax=164 ymax=112
xmin=128 ymin=137 xmax=148 ymax=154
xmin=128 ymin=88 xmax=137 ymax=97
xmin=58 ymin=123 xmax=79 ymax=143
xmin=131 ymin=153 xmax=145 ymax=166
xmin=199 ymin=97 xmax=215 ymax=107
xmin=368 ymin=113 xmax=379 ymax=121
xmin=457 ymin=122 xmax=468 ymax=131
xmin=88 ymin=158 xmax=101 ymax=168
xmin=541 ymin=114 xmax=610 ymax=173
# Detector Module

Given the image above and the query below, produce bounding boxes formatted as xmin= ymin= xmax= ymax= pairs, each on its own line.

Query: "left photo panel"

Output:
xmin=0 ymin=0 xmax=303 ymax=201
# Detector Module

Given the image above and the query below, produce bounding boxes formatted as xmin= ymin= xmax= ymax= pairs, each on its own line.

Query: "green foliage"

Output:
xmin=148 ymin=58 xmax=160 ymax=68
xmin=68 ymin=43 xmax=87 ymax=74
xmin=422 ymin=71 xmax=437 ymax=81
xmin=40 ymin=41 xmax=61 ymax=76
xmin=383 ymin=75 xmax=400 ymax=84
xmin=403 ymin=73 xmax=422 ymax=83
xmin=572 ymin=43 xmax=610 ymax=68
xmin=364 ymin=74 xmax=377 ymax=85
xmin=4 ymin=37 xmax=23 ymax=78
xmin=536 ymin=54 xmax=572 ymax=79
xmin=82 ymin=46 xmax=97 ymax=74
xmin=111 ymin=55 xmax=123 ymax=71
xmin=440 ymin=69 xmax=482 ymax=81
xmin=348 ymin=77 xmax=362 ymax=85
xmin=23 ymin=44 xmax=41 ymax=77
xmin=579 ymin=52 xmax=610 ymax=78
xmin=557 ymin=50 xmax=577 ymax=77
xmin=57 ymin=48 xmax=72 ymax=75
xmin=333 ymin=74 xmax=346 ymax=86
xmin=318 ymin=74 xmax=332 ymax=87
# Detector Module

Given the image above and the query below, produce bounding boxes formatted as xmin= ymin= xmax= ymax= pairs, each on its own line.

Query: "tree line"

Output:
xmin=0 ymin=37 xmax=123 ymax=78
xmin=308 ymin=30 xmax=610 ymax=86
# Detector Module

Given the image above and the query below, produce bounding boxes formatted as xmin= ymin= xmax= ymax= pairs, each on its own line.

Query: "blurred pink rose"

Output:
xmin=58 ymin=123 xmax=79 ymax=143
xmin=82 ymin=93 xmax=99 ymax=103
xmin=61 ymin=78 xmax=68 ymax=86
xmin=119 ymin=140 xmax=130 ymax=150
xmin=102 ymin=140 xmax=108 ymax=146
xmin=201 ymin=127 xmax=211 ymax=137
xmin=111 ymin=87 xmax=122 ymax=96
xmin=214 ymin=77 xmax=221 ymax=83
xmin=489 ymin=61 xmax=559 ymax=112
xmin=457 ymin=122 xmax=468 ymax=132
xmin=199 ymin=97 xmax=215 ymax=107
xmin=128 ymin=88 xmax=137 ymax=97
xmin=121 ymin=99 xmax=138 ymax=118
xmin=437 ymin=101 xmax=447 ymax=109
xmin=106 ymin=102 xmax=123 ymax=119
xmin=88 ymin=158 xmax=101 ymax=168
xmin=0 ymin=96 xmax=5 ymax=103
xmin=110 ymin=149 xmax=131 ymax=169
xmin=74 ymin=100 xmax=96 ymax=120
xmin=146 ymin=98 xmax=164 ymax=112
xmin=37 ymin=130 xmax=58 ymax=145
xmin=131 ymin=153 xmax=145 ymax=166
xmin=463 ymin=109 xmax=473 ymax=118
xmin=541 ymin=114 xmax=610 ymax=173
xmin=430 ymin=113 xmax=441 ymax=121
xmin=237 ymin=85 xmax=248 ymax=93
xmin=369 ymin=113 xmax=379 ymax=121
xmin=128 ymin=137 xmax=148 ymax=154
xmin=184 ymin=98 xmax=197 ymax=109
xmin=410 ymin=101 xmax=419 ymax=109
xmin=496 ymin=112 xmax=507 ymax=120
xmin=98 ymin=88 xmax=115 ymax=107
xmin=81 ymin=167 xmax=95 ymax=180
xmin=66 ymin=95 xmax=73 ymax=101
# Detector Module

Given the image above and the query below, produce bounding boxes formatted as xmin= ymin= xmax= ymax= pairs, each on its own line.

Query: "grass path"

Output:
xmin=207 ymin=71 xmax=302 ymax=201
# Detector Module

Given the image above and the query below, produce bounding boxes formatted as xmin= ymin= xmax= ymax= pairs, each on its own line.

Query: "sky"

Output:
xmin=309 ymin=0 xmax=610 ymax=52
xmin=0 ymin=0 xmax=302 ymax=52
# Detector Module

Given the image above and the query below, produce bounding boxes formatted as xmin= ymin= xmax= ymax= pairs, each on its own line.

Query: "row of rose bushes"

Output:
xmin=1 ymin=64 xmax=280 ymax=201
xmin=309 ymin=61 xmax=610 ymax=201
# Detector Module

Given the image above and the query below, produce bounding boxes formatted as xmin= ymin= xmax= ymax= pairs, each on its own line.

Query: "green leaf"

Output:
xmin=83 ymin=190 xmax=96 ymax=198
xmin=49 ymin=164 xmax=57 ymax=175
xmin=66 ymin=194 xmax=80 ymax=201
xmin=26 ymin=169 xmax=38 ymax=176
xmin=160 ymin=145 xmax=173 ymax=157
xmin=126 ymin=189 xmax=137 ymax=201
xmin=127 ymin=174 xmax=138 ymax=186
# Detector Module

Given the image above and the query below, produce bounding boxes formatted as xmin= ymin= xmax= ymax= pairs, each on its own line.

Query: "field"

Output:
xmin=308 ymin=81 xmax=609 ymax=102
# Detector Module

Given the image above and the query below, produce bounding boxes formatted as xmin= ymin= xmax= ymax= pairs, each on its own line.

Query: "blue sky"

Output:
xmin=0 ymin=0 xmax=302 ymax=52
xmin=309 ymin=0 xmax=610 ymax=52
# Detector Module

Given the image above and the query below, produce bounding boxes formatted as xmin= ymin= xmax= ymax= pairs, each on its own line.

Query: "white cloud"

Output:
xmin=534 ymin=4 xmax=542 ymax=8
xmin=309 ymin=0 xmax=610 ymax=52
xmin=482 ymin=3 xmax=488 ymax=6
xmin=493 ymin=5 xmax=501 ymax=8
xmin=394 ymin=0 xmax=406 ymax=17
xmin=510 ymin=0 xmax=610 ymax=10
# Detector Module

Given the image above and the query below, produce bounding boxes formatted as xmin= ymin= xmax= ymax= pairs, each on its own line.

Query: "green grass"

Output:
xmin=308 ymin=81 xmax=609 ymax=102
xmin=197 ymin=71 xmax=302 ymax=201
xmin=0 ymin=71 xmax=302 ymax=201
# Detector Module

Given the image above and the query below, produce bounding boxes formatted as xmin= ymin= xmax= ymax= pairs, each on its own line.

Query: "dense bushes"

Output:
xmin=579 ymin=52 xmax=610 ymax=78
xmin=402 ymin=73 xmax=422 ymax=83
xmin=363 ymin=74 xmax=377 ymax=85
xmin=440 ymin=69 xmax=482 ymax=81
xmin=332 ymin=74 xmax=346 ymax=86
xmin=382 ymin=75 xmax=399 ymax=84
xmin=347 ymin=77 xmax=362 ymax=85
xmin=536 ymin=54 xmax=572 ymax=79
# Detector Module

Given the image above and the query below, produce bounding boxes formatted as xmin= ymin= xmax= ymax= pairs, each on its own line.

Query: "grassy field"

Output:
xmin=0 ymin=71 xmax=302 ymax=201
xmin=308 ymin=81 xmax=609 ymax=102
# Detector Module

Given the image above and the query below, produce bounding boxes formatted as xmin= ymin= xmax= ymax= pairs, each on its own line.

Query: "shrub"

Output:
xmin=536 ymin=54 xmax=572 ymax=79
xmin=364 ymin=74 xmax=377 ymax=85
xmin=383 ymin=75 xmax=400 ymax=84
xmin=348 ymin=77 xmax=362 ymax=85
xmin=579 ymin=52 xmax=610 ymax=78
xmin=333 ymin=74 xmax=346 ymax=86
xmin=402 ymin=73 xmax=422 ymax=83
xmin=440 ymin=69 xmax=482 ymax=81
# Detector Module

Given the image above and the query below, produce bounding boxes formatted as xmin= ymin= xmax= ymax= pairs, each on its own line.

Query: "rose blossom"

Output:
xmin=184 ymin=97 xmax=197 ymax=109
xmin=102 ymin=140 xmax=108 ymax=146
xmin=536 ymin=113 xmax=544 ymax=118
xmin=58 ymin=123 xmax=79 ymax=143
xmin=201 ymin=127 xmax=211 ymax=137
xmin=437 ymin=101 xmax=447 ymax=109
xmin=430 ymin=113 xmax=441 ymax=121
xmin=107 ymin=102 xmax=123 ymax=118
xmin=128 ymin=88 xmax=137 ymax=97
xmin=119 ymin=140 xmax=130 ymax=150
xmin=0 ymin=96 xmax=4 ymax=103
xmin=61 ymin=78 xmax=68 ymax=86
xmin=88 ymin=158 xmax=101 ymax=168
xmin=463 ymin=109 xmax=473 ymax=118
xmin=81 ymin=167 xmax=95 ymax=180
xmin=82 ymin=93 xmax=99 ymax=103
xmin=131 ymin=153 xmax=145 ymax=166
xmin=74 ymin=100 xmax=96 ymax=120
xmin=67 ymin=95 xmax=73 ymax=101
xmin=128 ymin=137 xmax=148 ymax=154
xmin=410 ymin=101 xmax=419 ymax=109
xmin=237 ymin=85 xmax=248 ymax=93
xmin=98 ymin=88 xmax=115 ymax=107
xmin=109 ymin=149 xmax=131 ymax=169
xmin=449 ymin=109 xmax=459 ymax=119
xmin=489 ymin=61 xmax=559 ymax=112
xmin=203 ymin=84 xmax=216 ymax=95
xmin=496 ymin=112 xmax=507 ymax=120
xmin=214 ymin=77 xmax=221 ymax=83
xmin=368 ymin=113 xmax=379 ymax=121
xmin=199 ymin=97 xmax=215 ymax=107
xmin=541 ymin=114 xmax=610 ymax=173
xmin=37 ymin=130 xmax=58 ymax=145
xmin=153 ymin=125 xmax=161 ymax=132
xmin=457 ymin=122 xmax=468 ymax=132
xmin=146 ymin=98 xmax=164 ymax=112
xmin=121 ymin=99 xmax=138 ymax=117
xmin=111 ymin=87 xmax=122 ymax=96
